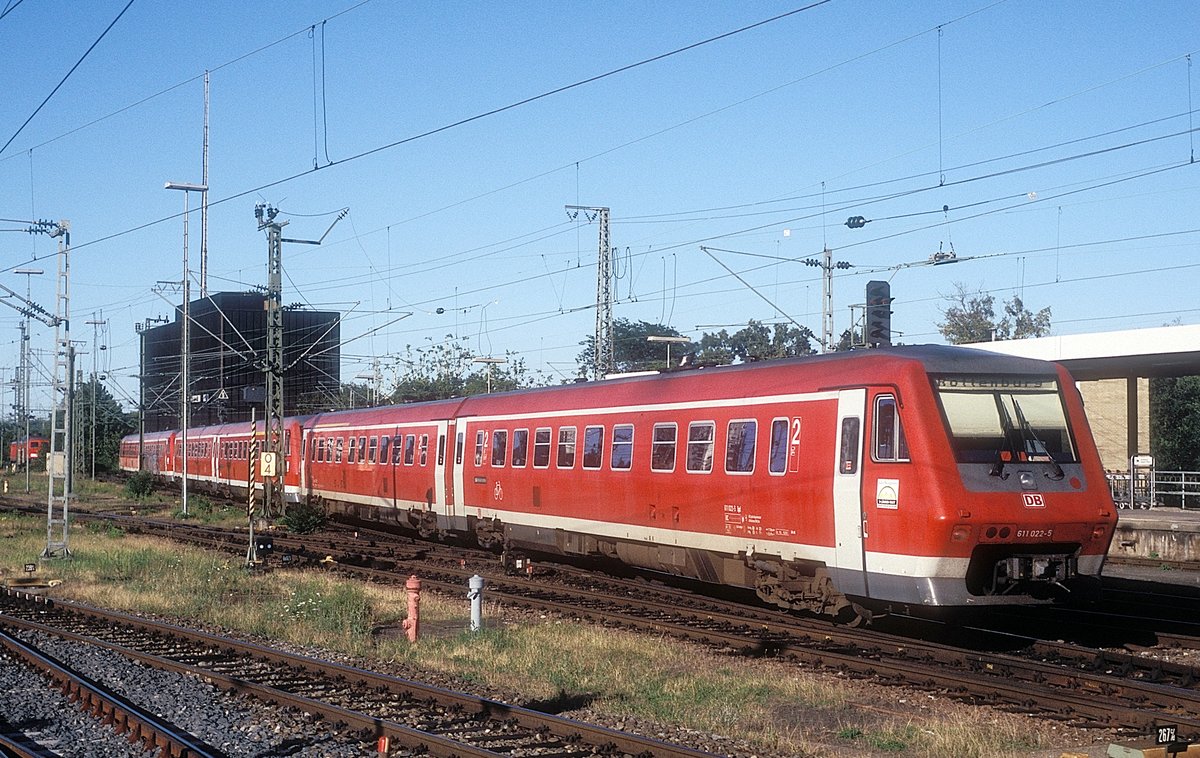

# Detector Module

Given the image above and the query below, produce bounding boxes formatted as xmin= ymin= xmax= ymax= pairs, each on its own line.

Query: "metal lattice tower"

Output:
xmin=44 ymin=220 xmax=72 ymax=559
xmin=251 ymin=203 xmax=346 ymax=535
xmin=565 ymin=206 xmax=612 ymax=379
xmin=256 ymin=205 xmax=286 ymax=522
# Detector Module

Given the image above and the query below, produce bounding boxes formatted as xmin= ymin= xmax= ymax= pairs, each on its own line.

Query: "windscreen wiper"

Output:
xmin=989 ymin=396 xmax=1018 ymax=479
xmin=1011 ymin=397 xmax=1065 ymax=480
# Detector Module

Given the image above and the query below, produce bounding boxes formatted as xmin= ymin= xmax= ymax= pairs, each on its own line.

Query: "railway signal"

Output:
xmin=865 ymin=280 xmax=893 ymax=348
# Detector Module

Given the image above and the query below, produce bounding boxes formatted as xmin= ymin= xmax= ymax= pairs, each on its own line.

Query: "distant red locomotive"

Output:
xmin=121 ymin=345 xmax=1117 ymax=621
xmin=9 ymin=436 xmax=49 ymax=465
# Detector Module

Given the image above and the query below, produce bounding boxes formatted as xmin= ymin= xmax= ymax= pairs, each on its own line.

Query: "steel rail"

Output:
xmin=0 ymin=625 xmax=217 ymax=758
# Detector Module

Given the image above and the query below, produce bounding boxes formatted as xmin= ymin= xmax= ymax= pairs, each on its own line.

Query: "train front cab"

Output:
xmin=844 ymin=361 xmax=1117 ymax=612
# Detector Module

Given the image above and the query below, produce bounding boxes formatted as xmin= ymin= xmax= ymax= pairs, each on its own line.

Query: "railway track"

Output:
xmin=88 ymin=512 xmax=1200 ymax=735
xmin=7 ymin=501 xmax=1200 ymax=743
xmin=0 ymin=625 xmax=214 ymax=757
xmin=0 ymin=589 xmax=717 ymax=758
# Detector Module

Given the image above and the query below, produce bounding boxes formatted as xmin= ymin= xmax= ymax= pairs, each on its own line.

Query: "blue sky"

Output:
xmin=2 ymin=0 xmax=1199 ymax=412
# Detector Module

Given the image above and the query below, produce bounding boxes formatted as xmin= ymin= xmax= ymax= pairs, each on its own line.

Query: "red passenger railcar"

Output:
xmin=121 ymin=345 xmax=1117 ymax=620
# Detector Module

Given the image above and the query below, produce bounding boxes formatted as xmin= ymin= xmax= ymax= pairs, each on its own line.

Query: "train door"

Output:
xmin=389 ymin=427 xmax=399 ymax=512
xmin=452 ymin=424 xmax=466 ymax=511
xmin=434 ymin=421 xmax=449 ymax=517
xmin=443 ymin=420 xmax=457 ymax=514
xmin=832 ymin=388 xmax=868 ymax=596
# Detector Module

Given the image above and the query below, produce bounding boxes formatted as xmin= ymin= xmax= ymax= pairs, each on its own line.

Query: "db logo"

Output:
xmin=1022 ymin=493 xmax=1045 ymax=508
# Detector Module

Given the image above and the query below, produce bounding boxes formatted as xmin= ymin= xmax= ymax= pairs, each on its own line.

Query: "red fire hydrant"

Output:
xmin=401 ymin=575 xmax=421 ymax=643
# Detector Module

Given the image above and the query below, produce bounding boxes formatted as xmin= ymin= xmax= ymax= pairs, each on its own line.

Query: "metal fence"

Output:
xmin=1107 ymin=470 xmax=1200 ymax=509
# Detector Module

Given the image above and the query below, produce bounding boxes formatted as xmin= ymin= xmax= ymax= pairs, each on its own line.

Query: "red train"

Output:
xmin=120 ymin=345 xmax=1117 ymax=621
xmin=9 ymin=436 xmax=49 ymax=465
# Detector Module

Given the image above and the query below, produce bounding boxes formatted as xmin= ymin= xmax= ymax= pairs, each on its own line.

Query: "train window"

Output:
xmin=358 ymin=436 xmax=367 ymax=461
xmin=348 ymin=436 xmax=358 ymax=463
xmin=314 ymin=438 xmax=322 ymax=463
xmin=557 ymin=427 xmax=577 ymax=469
xmin=335 ymin=437 xmax=344 ymax=464
xmin=474 ymin=430 xmax=486 ymax=466
xmin=379 ymin=435 xmax=390 ymax=464
xmin=512 ymin=429 xmax=529 ymax=468
xmin=839 ymin=417 xmax=861 ymax=475
xmin=368 ymin=436 xmax=379 ymax=464
xmin=437 ymin=434 xmax=446 ymax=466
xmin=455 ymin=432 xmax=464 ymax=466
xmin=651 ymin=423 xmax=677 ymax=472
xmin=533 ymin=428 xmax=552 ymax=468
xmin=419 ymin=435 xmax=429 ymax=466
xmin=768 ymin=419 xmax=788 ymax=474
xmin=392 ymin=435 xmax=404 ymax=464
xmin=686 ymin=422 xmax=715 ymax=473
xmin=725 ymin=420 xmax=757 ymax=474
xmin=582 ymin=426 xmax=604 ymax=470
xmin=491 ymin=430 xmax=508 ymax=467
xmin=610 ymin=424 xmax=633 ymax=470
xmin=873 ymin=395 xmax=910 ymax=463
xmin=405 ymin=434 xmax=416 ymax=465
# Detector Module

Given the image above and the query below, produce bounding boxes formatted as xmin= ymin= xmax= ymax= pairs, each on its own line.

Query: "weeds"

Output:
xmin=125 ymin=471 xmax=154 ymax=499
xmin=280 ymin=499 xmax=326 ymax=534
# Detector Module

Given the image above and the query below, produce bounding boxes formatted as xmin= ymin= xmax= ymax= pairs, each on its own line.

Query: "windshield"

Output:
xmin=933 ymin=375 xmax=1077 ymax=466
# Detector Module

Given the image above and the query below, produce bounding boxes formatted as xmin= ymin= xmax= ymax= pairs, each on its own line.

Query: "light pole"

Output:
xmin=472 ymin=357 xmax=506 ymax=393
xmin=165 ymin=181 xmax=207 ymax=516
xmin=14 ymin=268 xmax=42 ymax=493
xmin=85 ymin=314 xmax=106 ymax=479
xmin=646 ymin=335 xmax=690 ymax=369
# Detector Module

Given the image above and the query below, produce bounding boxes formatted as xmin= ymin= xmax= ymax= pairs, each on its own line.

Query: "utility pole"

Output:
xmin=14 ymin=267 xmax=42 ymax=493
xmin=803 ymin=248 xmax=852 ymax=353
xmin=85 ymin=314 xmax=106 ymax=479
xmin=2 ymin=220 xmax=68 ymax=556
xmin=42 ymin=219 xmax=71 ymax=559
xmin=165 ymin=181 xmax=207 ymax=517
xmin=565 ymin=205 xmax=612 ymax=379
xmin=252 ymin=204 xmax=346 ymax=535
xmin=201 ymin=71 xmax=210 ymax=299
xmin=134 ymin=316 xmax=168 ymax=471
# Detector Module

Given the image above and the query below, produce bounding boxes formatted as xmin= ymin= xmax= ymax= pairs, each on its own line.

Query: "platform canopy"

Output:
xmin=963 ymin=324 xmax=1200 ymax=381
xmin=965 ymin=324 xmax=1200 ymax=462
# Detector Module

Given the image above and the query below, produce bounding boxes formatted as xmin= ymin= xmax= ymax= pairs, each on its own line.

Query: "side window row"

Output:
xmin=309 ymin=433 xmax=429 ymax=466
xmin=472 ymin=417 xmax=799 ymax=475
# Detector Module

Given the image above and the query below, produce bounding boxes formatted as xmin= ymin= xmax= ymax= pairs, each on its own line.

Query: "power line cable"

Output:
xmin=65 ymin=1 xmax=831 ymax=253
xmin=0 ymin=0 xmax=137 ymax=158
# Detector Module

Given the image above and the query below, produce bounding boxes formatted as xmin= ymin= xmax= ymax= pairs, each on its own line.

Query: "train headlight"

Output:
xmin=951 ymin=525 xmax=972 ymax=542
xmin=1091 ymin=525 xmax=1108 ymax=541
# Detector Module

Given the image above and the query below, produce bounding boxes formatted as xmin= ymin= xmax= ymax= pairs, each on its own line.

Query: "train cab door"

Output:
xmin=832 ymin=389 xmax=868 ymax=596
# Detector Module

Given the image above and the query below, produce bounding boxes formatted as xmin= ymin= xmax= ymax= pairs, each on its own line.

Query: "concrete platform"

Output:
xmin=1110 ymin=507 xmax=1200 ymax=564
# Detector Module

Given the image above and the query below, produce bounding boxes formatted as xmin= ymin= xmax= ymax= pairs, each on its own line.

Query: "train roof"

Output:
xmin=443 ymin=343 xmax=1070 ymax=416
xmin=122 ymin=345 xmax=1073 ymax=440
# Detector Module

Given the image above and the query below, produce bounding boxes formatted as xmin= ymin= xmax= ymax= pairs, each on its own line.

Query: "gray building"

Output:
xmin=141 ymin=291 xmax=340 ymax=432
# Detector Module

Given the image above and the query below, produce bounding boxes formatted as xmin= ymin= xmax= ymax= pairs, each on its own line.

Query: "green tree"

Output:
xmin=697 ymin=320 xmax=816 ymax=363
xmin=576 ymin=319 xmax=695 ymax=377
xmin=73 ymin=378 xmax=137 ymax=474
xmin=938 ymin=283 xmax=1051 ymax=344
xmin=393 ymin=338 xmax=549 ymax=402
xmin=1150 ymin=376 xmax=1200 ymax=471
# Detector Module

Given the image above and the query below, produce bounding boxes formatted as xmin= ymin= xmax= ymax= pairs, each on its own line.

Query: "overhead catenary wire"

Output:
xmin=0 ymin=0 xmax=138 ymax=158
